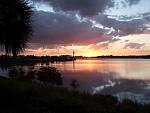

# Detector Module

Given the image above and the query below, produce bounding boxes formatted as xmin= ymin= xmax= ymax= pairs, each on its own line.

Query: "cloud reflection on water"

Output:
xmin=0 ymin=59 xmax=150 ymax=103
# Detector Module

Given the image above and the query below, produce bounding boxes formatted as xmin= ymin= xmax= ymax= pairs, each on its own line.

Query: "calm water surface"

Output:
xmin=50 ymin=59 xmax=150 ymax=103
xmin=1 ymin=58 xmax=150 ymax=103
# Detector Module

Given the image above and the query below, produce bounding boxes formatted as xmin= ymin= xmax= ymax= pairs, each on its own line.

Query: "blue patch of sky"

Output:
xmin=106 ymin=0 xmax=150 ymax=17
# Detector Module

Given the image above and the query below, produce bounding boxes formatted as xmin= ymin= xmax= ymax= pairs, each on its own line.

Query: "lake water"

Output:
xmin=49 ymin=58 xmax=150 ymax=103
xmin=0 ymin=58 xmax=150 ymax=103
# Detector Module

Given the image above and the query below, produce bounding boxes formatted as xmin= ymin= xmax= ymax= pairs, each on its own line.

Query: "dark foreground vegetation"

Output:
xmin=0 ymin=77 xmax=150 ymax=113
xmin=0 ymin=0 xmax=32 ymax=56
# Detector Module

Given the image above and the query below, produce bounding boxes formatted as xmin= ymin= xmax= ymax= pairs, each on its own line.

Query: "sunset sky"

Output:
xmin=22 ymin=0 xmax=150 ymax=56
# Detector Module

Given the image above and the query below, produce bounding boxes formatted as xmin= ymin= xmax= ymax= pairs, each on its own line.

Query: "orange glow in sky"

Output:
xmin=82 ymin=51 xmax=101 ymax=57
xmin=21 ymin=34 xmax=150 ymax=56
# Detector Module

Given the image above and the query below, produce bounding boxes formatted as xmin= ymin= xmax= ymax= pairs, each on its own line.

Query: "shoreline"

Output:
xmin=0 ymin=77 xmax=150 ymax=113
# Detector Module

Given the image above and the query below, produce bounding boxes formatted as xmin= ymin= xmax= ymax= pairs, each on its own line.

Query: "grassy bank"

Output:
xmin=0 ymin=77 xmax=149 ymax=113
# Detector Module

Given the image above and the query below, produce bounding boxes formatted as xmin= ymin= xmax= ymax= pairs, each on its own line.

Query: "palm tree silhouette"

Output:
xmin=0 ymin=0 xmax=32 ymax=56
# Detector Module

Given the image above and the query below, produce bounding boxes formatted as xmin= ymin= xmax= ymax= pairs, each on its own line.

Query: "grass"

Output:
xmin=0 ymin=77 xmax=150 ymax=113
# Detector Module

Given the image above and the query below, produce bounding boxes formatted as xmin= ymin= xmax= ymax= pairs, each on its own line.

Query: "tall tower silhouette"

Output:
xmin=73 ymin=51 xmax=75 ymax=57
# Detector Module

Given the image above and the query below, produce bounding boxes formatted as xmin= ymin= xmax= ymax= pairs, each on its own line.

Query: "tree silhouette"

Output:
xmin=0 ymin=0 xmax=32 ymax=56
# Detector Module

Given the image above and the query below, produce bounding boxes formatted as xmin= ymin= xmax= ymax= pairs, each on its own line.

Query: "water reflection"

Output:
xmin=8 ymin=67 xmax=63 ymax=87
xmin=61 ymin=70 xmax=150 ymax=103
xmin=37 ymin=67 xmax=63 ymax=86
xmin=50 ymin=59 xmax=150 ymax=103
xmin=0 ymin=59 xmax=150 ymax=103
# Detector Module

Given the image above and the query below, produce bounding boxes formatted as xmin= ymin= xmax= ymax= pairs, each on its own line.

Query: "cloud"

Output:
xmin=28 ymin=0 xmax=150 ymax=52
xmin=49 ymin=0 xmax=114 ymax=16
xmin=111 ymin=0 xmax=141 ymax=11
xmin=126 ymin=0 xmax=141 ymax=6
xmin=31 ymin=0 xmax=142 ymax=16
xmin=30 ymin=11 xmax=112 ymax=48
xmin=94 ymin=13 xmax=150 ymax=36
xmin=123 ymin=43 xmax=145 ymax=49
xmin=89 ymin=38 xmax=120 ymax=50
xmin=109 ymin=38 xmax=120 ymax=43
xmin=31 ymin=0 xmax=150 ymax=38
xmin=95 ymin=42 xmax=110 ymax=50
xmin=31 ymin=0 xmax=114 ymax=16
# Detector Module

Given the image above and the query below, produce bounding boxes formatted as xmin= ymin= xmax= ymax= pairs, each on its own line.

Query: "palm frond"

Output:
xmin=0 ymin=0 xmax=32 ymax=56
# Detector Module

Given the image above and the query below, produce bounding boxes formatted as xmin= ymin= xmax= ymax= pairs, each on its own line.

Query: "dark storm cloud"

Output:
xmin=29 ymin=10 xmax=150 ymax=49
xmin=30 ymin=11 xmax=111 ymax=47
xmin=31 ymin=0 xmax=142 ymax=16
xmin=32 ymin=0 xmax=114 ymax=16
xmin=28 ymin=0 xmax=150 ymax=50
xmin=49 ymin=0 xmax=114 ymax=16
xmin=123 ymin=43 xmax=145 ymax=49
xmin=94 ymin=14 xmax=150 ymax=36
xmin=30 ymin=0 xmax=150 ymax=37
